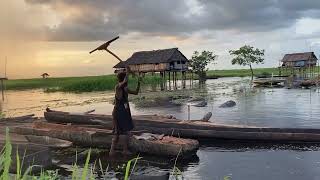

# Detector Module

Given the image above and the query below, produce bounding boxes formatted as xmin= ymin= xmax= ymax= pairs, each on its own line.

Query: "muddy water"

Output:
xmin=2 ymin=77 xmax=320 ymax=179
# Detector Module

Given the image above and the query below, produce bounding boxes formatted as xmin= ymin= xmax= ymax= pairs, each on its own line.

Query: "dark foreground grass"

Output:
xmin=0 ymin=128 xmax=183 ymax=179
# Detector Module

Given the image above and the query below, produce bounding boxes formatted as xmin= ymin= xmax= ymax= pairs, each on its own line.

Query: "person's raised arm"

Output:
xmin=127 ymin=75 xmax=141 ymax=95
xmin=118 ymin=67 xmax=130 ymax=88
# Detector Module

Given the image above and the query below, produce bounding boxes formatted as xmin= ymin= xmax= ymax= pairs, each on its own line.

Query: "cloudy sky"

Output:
xmin=2 ymin=0 xmax=320 ymax=78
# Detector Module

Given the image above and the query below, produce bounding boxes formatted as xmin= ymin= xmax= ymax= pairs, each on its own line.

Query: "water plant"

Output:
xmin=0 ymin=128 xmax=145 ymax=180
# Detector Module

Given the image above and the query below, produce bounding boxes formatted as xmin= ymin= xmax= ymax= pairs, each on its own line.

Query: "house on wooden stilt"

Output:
xmin=113 ymin=48 xmax=192 ymax=90
xmin=280 ymin=52 xmax=318 ymax=79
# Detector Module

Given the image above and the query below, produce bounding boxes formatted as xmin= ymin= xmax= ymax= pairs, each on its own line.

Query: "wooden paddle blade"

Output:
xmin=89 ymin=36 xmax=120 ymax=54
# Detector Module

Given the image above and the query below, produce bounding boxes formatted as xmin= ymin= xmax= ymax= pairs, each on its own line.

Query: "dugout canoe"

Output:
xmin=44 ymin=110 xmax=320 ymax=142
xmin=13 ymin=122 xmax=199 ymax=157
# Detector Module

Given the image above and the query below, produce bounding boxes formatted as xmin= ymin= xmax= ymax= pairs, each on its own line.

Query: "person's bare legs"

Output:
xmin=109 ymin=135 xmax=119 ymax=156
xmin=122 ymin=134 xmax=131 ymax=155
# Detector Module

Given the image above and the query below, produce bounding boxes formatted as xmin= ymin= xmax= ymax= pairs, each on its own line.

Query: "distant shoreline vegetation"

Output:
xmin=4 ymin=67 xmax=291 ymax=92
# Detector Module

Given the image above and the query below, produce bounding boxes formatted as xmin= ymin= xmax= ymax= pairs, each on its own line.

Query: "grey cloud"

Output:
xmin=25 ymin=0 xmax=320 ymax=41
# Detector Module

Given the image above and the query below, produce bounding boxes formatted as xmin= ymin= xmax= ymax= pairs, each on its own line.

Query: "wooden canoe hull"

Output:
xmin=13 ymin=122 xmax=198 ymax=157
xmin=44 ymin=111 xmax=320 ymax=142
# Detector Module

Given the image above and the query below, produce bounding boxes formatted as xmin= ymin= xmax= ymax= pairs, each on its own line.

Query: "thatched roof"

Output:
xmin=113 ymin=48 xmax=188 ymax=68
xmin=113 ymin=61 xmax=127 ymax=68
xmin=281 ymin=52 xmax=317 ymax=62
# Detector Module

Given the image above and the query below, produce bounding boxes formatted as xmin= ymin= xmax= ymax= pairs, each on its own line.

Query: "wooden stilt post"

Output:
xmin=174 ymin=72 xmax=177 ymax=89
xmin=163 ymin=71 xmax=166 ymax=90
xmin=1 ymin=80 xmax=3 ymax=101
xmin=0 ymin=78 xmax=5 ymax=101
xmin=160 ymin=71 xmax=164 ymax=91
xmin=183 ymin=71 xmax=186 ymax=89
xmin=168 ymin=72 xmax=171 ymax=90
xmin=189 ymin=71 xmax=192 ymax=88
xmin=191 ymin=72 xmax=194 ymax=87
xmin=172 ymin=72 xmax=175 ymax=89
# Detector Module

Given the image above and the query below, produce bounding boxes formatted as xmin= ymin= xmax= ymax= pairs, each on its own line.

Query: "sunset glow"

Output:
xmin=2 ymin=0 xmax=320 ymax=78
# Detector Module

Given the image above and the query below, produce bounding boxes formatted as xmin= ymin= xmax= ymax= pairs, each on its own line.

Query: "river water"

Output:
xmin=2 ymin=77 xmax=320 ymax=180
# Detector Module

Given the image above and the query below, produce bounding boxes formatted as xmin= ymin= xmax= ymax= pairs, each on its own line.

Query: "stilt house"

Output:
xmin=280 ymin=52 xmax=318 ymax=78
xmin=113 ymin=48 xmax=189 ymax=73
xmin=113 ymin=48 xmax=191 ymax=90
xmin=281 ymin=52 xmax=318 ymax=68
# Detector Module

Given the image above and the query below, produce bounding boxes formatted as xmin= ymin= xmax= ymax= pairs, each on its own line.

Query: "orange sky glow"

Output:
xmin=2 ymin=0 xmax=320 ymax=79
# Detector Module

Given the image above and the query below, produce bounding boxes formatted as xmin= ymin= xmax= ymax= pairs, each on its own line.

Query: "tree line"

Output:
xmin=189 ymin=45 xmax=265 ymax=81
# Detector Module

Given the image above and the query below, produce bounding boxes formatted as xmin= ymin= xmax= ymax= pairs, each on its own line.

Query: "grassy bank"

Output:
xmin=5 ymin=75 xmax=163 ymax=92
xmin=206 ymin=67 xmax=281 ymax=78
xmin=4 ymin=67 xmax=302 ymax=92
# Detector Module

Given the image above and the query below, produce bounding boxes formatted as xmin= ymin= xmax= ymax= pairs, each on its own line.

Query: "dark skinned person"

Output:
xmin=109 ymin=67 xmax=141 ymax=156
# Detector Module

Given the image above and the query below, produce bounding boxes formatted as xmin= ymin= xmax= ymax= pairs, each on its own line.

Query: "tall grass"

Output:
xmin=206 ymin=67 xmax=282 ymax=78
xmin=0 ymin=128 xmax=143 ymax=180
xmin=5 ymin=75 xmax=163 ymax=93
xmin=0 ymin=128 xmax=12 ymax=180
xmin=4 ymin=66 xmax=320 ymax=92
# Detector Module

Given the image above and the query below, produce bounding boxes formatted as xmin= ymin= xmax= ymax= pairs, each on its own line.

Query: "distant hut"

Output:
xmin=113 ymin=48 xmax=190 ymax=90
xmin=281 ymin=52 xmax=317 ymax=68
xmin=41 ymin=73 xmax=50 ymax=79
xmin=280 ymin=52 xmax=318 ymax=78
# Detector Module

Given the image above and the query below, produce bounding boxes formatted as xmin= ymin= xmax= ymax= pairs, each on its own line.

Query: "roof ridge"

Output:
xmin=285 ymin=52 xmax=313 ymax=55
xmin=166 ymin=48 xmax=179 ymax=62
xmin=134 ymin=47 xmax=178 ymax=53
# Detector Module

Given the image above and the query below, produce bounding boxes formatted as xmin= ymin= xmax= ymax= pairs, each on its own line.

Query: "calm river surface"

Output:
xmin=2 ymin=77 xmax=320 ymax=180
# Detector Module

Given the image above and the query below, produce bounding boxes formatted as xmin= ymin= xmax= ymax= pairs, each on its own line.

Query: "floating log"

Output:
xmin=25 ymin=135 xmax=73 ymax=148
xmin=253 ymin=78 xmax=286 ymax=86
xmin=44 ymin=110 xmax=320 ymax=142
xmin=13 ymin=122 xmax=198 ymax=157
xmin=0 ymin=114 xmax=35 ymax=123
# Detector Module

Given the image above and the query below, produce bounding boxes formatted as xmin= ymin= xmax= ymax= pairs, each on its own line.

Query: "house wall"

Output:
xmin=170 ymin=61 xmax=188 ymax=70
xmin=129 ymin=63 xmax=169 ymax=72
xmin=128 ymin=61 xmax=188 ymax=72
xmin=283 ymin=60 xmax=317 ymax=67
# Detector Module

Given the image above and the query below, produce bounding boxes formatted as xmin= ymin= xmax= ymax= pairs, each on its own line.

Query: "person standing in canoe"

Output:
xmin=109 ymin=66 xmax=141 ymax=156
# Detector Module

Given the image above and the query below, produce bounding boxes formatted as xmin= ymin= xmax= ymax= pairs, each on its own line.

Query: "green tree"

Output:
xmin=229 ymin=45 xmax=265 ymax=80
xmin=189 ymin=51 xmax=217 ymax=81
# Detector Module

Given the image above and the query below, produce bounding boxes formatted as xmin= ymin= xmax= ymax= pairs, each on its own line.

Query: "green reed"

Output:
xmin=0 ymin=128 xmax=143 ymax=180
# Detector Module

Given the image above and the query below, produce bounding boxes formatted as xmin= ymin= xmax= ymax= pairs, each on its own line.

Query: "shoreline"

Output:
xmin=3 ymin=67 xmax=312 ymax=92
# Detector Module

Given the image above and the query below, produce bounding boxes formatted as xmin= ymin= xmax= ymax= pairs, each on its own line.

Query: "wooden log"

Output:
xmin=0 ymin=114 xmax=36 ymax=124
xmin=133 ymin=126 xmax=320 ymax=142
xmin=0 ymin=114 xmax=35 ymax=120
xmin=45 ymin=110 xmax=320 ymax=133
xmin=25 ymin=135 xmax=73 ymax=148
xmin=131 ymin=134 xmax=198 ymax=157
xmin=13 ymin=125 xmax=109 ymax=148
xmin=44 ymin=110 xmax=320 ymax=142
xmin=13 ymin=122 xmax=199 ymax=157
